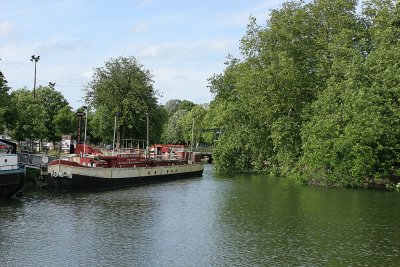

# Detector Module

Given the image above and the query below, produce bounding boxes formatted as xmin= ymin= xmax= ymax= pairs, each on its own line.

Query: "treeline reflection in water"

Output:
xmin=1 ymin=164 xmax=400 ymax=266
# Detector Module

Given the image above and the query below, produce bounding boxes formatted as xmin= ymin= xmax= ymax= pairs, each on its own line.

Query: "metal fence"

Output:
xmin=18 ymin=153 xmax=57 ymax=168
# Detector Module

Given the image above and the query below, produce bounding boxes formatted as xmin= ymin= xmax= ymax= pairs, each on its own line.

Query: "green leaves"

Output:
xmin=300 ymin=6 xmax=400 ymax=187
xmin=208 ymin=0 xmax=400 ymax=188
xmin=35 ymin=86 xmax=70 ymax=142
xmin=84 ymin=56 xmax=161 ymax=144
xmin=161 ymin=101 xmax=207 ymax=145
xmin=0 ymin=70 xmax=11 ymax=133
xmin=53 ymin=106 xmax=76 ymax=138
xmin=7 ymin=89 xmax=47 ymax=142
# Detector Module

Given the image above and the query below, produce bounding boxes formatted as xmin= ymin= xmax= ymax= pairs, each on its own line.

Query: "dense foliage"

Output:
xmin=5 ymin=86 xmax=72 ymax=147
xmin=1 ymin=0 xmax=400 ymax=189
xmin=84 ymin=56 xmax=166 ymax=145
xmin=160 ymin=99 xmax=209 ymax=147
xmin=207 ymin=0 xmax=400 ymax=188
xmin=0 ymin=69 xmax=11 ymax=133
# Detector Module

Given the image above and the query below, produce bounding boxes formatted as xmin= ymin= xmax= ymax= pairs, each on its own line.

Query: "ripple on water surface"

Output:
xmin=1 ymin=164 xmax=400 ymax=266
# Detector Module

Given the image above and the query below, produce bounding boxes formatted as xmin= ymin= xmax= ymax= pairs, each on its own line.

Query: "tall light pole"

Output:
xmin=112 ymin=112 xmax=119 ymax=156
xmin=83 ymin=106 xmax=88 ymax=155
xmin=30 ymin=55 xmax=40 ymax=98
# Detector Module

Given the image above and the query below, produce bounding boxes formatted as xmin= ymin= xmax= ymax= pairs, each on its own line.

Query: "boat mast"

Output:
xmin=112 ymin=112 xmax=119 ymax=156
xmin=190 ymin=118 xmax=194 ymax=162
xmin=146 ymin=112 xmax=149 ymax=159
xmin=83 ymin=106 xmax=88 ymax=156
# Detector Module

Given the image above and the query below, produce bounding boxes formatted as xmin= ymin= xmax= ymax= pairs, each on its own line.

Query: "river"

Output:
xmin=1 ymin=164 xmax=400 ymax=266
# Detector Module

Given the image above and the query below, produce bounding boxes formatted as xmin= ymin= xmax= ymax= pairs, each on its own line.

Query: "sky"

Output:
xmin=0 ymin=0 xmax=288 ymax=110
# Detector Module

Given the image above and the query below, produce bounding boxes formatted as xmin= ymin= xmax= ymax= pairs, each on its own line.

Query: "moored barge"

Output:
xmin=46 ymin=144 xmax=203 ymax=191
xmin=0 ymin=139 xmax=25 ymax=198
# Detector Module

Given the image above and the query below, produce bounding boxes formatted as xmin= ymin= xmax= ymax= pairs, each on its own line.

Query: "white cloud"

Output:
xmin=137 ymin=0 xmax=155 ymax=8
xmin=212 ymin=1 xmax=283 ymax=28
xmin=36 ymin=39 xmax=90 ymax=55
xmin=0 ymin=21 xmax=14 ymax=37
xmin=132 ymin=21 xmax=149 ymax=33
xmin=136 ymin=39 xmax=235 ymax=61
xmin=199 ymin=40 xmax=232 ymax=52
xmin=1 ymin=0 xmax=290 ymax=109
xmin=82 ymin=70 xmax=94 ymax=79
xmin=152 ymin=67 xmax=215 ymax=105
xmin=138 ymin=44 xmax=161 ymax=58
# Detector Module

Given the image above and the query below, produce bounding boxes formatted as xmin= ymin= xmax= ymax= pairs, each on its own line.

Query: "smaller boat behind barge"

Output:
xmin=0 ymin=139 xmax=25 ymax=199
xmin=46 ymin=144 xmax=203 ymax=191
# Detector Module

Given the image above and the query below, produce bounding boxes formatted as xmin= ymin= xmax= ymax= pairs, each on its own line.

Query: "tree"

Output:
xmin=53 ymin=106 xmax=77 ymax=138
xmin=162 ymin=109 xmax=188 ymax=144
xmin=208 ymin=0 xmax=362 ymax=177
xmin=163 ymin=99 xmax=195 ymax=117
xmin=7 ymin=89 xmax=47 ymax=144
xmin=0 ymin=68 xmax=11 ymax=133
xmin=35 ymin=86 xmax=70 ymax=143
xmin=299 ymin=0 xmax=400 ymax=187
xmin=161 ymin=99 xmax=201 ymax=145
xmin=180 ymin=104 xmax=208 ymax=146
xmin=84 ymin=56 xmax=163 ymax=145
xmin=164 ymin=99 xmax=182 ymax=115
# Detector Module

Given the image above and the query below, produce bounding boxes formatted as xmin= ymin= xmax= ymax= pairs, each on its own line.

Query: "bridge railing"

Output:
xmin=192 ymin=145 xmax=213 ymax=153
xmin=18 ymin=153 xmax=56 ymax=168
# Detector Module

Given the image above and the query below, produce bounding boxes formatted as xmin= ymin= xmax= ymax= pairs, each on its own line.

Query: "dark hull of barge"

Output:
xmin=46 ymin=167 xmax=203 ymax=191
xmin=0 ymin=168 xmax=25 ymax=198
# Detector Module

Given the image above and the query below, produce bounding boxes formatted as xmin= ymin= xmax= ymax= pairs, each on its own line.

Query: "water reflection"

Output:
xmin=1 ymin=164 xmax=400 ymax=266
xmin=213 ymin=174 xmax=400 ymax=266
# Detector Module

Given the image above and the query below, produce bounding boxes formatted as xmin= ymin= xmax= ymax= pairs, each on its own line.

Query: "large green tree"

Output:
xmin=163 ymin=99 xmax=195 ymax=117
xmin=161 ymin=99 xmax=199 ymax=144
xmin=7 ymin=89 xmax=47 ymax=143
xmin=6 ymin=86 xmax=72 ymax=150
xmin=53 ymin=105 xmax=77 ymax=138
xmin=162 ymin=109 xmax=188 ymax=144
xmin=0 ymin=67 xmax=11 ymax=133
xmin=35 ymin=86 xmax=70 ymax=143
xmin=208 ymin=0 xmax=400 ymax=189
xmin=300 ymin=0 xmax=400 ymax=187
xmin=84 ymin=56 xmax=164 ymax=145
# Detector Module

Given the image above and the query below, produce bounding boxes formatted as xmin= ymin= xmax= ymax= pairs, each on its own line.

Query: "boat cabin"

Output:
xmin=0 ymin=154 xmax=19 ymax=171
xmin=150 ymin=144 xmax=186 ymax=160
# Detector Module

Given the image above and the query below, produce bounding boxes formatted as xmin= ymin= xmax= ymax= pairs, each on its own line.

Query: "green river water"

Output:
xmin=1 ymin=164 xmax=400 ymax=266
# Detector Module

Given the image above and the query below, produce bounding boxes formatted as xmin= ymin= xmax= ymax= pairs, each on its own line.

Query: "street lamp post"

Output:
xmin=48 ymin=82 xmax=56 ymax=89
xmin=30 ymin=55 xmax=40 ymax=98
xmin=112 ymin=112 xmax=119 ymax=156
